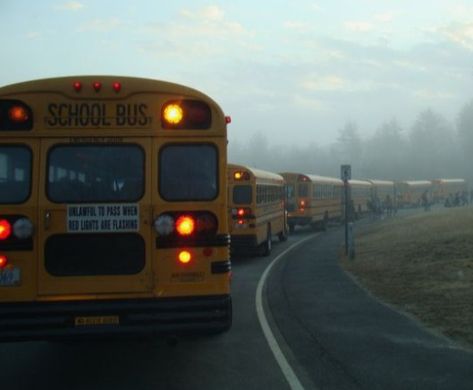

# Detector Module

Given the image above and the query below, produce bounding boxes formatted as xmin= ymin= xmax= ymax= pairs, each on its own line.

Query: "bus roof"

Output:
xmin=397 ymin=180 xmax=432 ymax=186
xmin=367 ymin=179 xmax=394 ymax=187
xmin=432 ymin=178 xmax=466 ymax=184
xmin=0 ymin=75 xmax=216 ymax=102
xmin=348 ymin=179 xmax=372 ymax=187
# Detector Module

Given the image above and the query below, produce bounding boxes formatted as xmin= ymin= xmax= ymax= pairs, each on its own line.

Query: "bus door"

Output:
xmin=0 ymin=140 xmax=39 ymax=301
xmin=37 ymin=138 xmax=153 ymax=296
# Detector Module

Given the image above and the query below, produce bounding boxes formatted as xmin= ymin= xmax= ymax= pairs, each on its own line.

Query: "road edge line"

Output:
xmin=255 ymin=234 xmax=319 ymax=390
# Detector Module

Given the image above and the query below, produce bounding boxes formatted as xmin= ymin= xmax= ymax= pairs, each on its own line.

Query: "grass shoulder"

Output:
xmin=341 ymin=207 xmax=473 ymax=349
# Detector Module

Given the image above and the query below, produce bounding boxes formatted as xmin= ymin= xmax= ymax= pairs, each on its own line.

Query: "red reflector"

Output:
xmin=73 ymin=81 xmax=82 ymax=92
xmin=0 ymin=220 xmax=11 ymax=240
xmin=237 ymin=219 xmax=244 ymax=225
xmin=178 ymin=250 xmax=192 ymax=264
xmin=112 ymin=82 xmax=121 ymax=92
xmin=8 ymin=106 xmax=29 ymax=123
xmin=176 ymin=215 xmax=195 ymax=236
xmin=92 ymin=81 xmax=102 ymax=92
xmin=0 ymin=255 xmax=7 ymax=269
xmin=203 ymin=247 xmax=213 ymax=257
xmin=225 ymin=116 xmax=232 ymax=124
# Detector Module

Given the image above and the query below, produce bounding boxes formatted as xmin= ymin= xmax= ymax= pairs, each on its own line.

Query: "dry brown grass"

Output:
xmin=341 ymin=207 xmax=473 ymax=349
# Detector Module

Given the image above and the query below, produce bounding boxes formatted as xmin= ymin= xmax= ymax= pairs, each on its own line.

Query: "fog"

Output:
xmin=229 ymin=99 xmax=473 ymax=184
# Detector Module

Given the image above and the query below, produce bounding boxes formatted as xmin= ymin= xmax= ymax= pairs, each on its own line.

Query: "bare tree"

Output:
xmin=362 ymin=119 xmax=407 ymax=180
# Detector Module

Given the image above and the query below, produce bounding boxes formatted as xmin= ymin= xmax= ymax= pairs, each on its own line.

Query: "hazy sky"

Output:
xmin=1 ymin=0 xmax=473 ymax=146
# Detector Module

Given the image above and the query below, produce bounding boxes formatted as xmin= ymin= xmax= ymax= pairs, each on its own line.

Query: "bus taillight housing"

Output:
xmin=299 ymin=200 xmax=309 ymax=211
xmin=154 ymin=211 xmax=218 ymax=240
xmin=0 ymin=220 xmax=12 ymax=240
xmin=161 ymin=100 xmax=212 ymax=129
xmin=0 ymin=216 xmax=34 ymax=250
xmin=233 ymin=171 xmax=250 ymax=180
xmin=0 ymin=100 xmax=33 ymax=131
xmin=0 ymin=254 xmax=8 ymax=269
xmin=232 ymin=207 xmax=252 ymax=218
xmin=175 ymin=215 xmax=195 ymax=236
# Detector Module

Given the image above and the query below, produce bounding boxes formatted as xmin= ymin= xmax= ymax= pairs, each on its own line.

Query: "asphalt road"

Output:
xmin=1 ymin=218 xmax=472 ymax=390
xmin=267 ymin=223 xmax=473 ymax=390
xmin=0 ymin=232 xmax=308 ymax=390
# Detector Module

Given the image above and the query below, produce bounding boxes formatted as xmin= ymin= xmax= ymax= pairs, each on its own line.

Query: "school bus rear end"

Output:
xmin=0 ymin=76 xmax=232 ymax=341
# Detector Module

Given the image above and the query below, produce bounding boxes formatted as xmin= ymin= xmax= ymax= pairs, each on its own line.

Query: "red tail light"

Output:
xmin=232 ymin=208 xmax=251 ymax=217
xmin=0 ymin=255 xmax=8 ymax=269
xmin=299 ymin=200 xmax=308 ymax=211
xmin=176 ymin=215 xmax=195 ymax=236
xmin=195 ymin=213 xmax=218 ymax=233
xmin=0 ymin=220 xmax=11 ymax=240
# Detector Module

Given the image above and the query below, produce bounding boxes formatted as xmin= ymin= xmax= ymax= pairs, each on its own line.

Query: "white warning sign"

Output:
xmin=67 ymin=204 xmax=139 ymax=233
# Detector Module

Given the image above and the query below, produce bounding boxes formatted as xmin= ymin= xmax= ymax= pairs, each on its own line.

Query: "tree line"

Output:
xmin=229 ymin=100 xmax=473 ymax=184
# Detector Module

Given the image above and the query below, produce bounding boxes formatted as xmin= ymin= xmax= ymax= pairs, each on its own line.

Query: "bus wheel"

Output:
xmin=261 ymin=225 xmax=272 ymax=256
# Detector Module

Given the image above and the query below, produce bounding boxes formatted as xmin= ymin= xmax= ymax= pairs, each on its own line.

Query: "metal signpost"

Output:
xmin=341 ymin=165 xmax=351 ymax=257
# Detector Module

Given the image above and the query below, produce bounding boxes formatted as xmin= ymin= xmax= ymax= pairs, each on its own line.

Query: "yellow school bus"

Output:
xmin=347 ymin=180 xmax=372 ymax=218
xmin=227 ymin=164 xmax=286 ymax=256
xmin=431 ymin=178 xmax=467 ymax=203
xmin=0 ymin=76 xmax=232 ymax=341
xmin=395 ymin=180 xmax=432 ymax=208
xmin=280 ymin=172 xmax=343 ymax=233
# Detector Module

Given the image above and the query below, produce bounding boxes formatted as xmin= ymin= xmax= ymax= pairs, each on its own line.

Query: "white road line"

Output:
xmin=255 ymin=234 xmax=319 ymax=390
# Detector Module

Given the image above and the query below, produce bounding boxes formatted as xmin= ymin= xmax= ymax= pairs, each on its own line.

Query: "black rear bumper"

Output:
xmin=0 ymin=295 xmax=232 ymax=342
xmin=230 ymin=235 xmax=257 ymax=249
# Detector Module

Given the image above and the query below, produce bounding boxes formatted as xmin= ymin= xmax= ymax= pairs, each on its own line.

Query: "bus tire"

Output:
xmin=261 ymin=225 xmax=272 ymax=256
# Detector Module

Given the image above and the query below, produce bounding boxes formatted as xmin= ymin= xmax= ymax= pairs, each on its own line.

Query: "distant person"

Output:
xmin=461 ymin=191 xmax=469 ymax=206
xmin=385 ymin=195 xmax=393 ymax=216
xmin=445 ymin=195 xmax=451 ymax=208
xmin=454 ymin=192 xmax=460 ymax=207
xmin=421 ymin=191 xmax=430 ymax=211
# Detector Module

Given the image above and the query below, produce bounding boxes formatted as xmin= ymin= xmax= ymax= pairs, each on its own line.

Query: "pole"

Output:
xmin=344 ymin=179 xmax=348 ymax=256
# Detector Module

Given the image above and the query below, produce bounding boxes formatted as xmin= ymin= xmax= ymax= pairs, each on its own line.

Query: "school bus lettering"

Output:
xmin=46 ymin=102 xmax=150 ymax=128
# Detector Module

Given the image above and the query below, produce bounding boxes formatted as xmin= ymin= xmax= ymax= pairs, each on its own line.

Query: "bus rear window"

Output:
xmin=233 ymin=185 xmax=252 ymax=204
xmin=0 ymin=146 xmax=31 ymax=204
xmin=159 ymin=144 xmax=217 ymax=201
xmin=47 ymin=144 xmax=144 ymax=203
xmin=298 ymin=183 xmax=309 ymax=197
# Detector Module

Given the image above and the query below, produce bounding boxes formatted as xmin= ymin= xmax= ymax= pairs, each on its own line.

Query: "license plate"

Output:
xmin=74 ymin=315 xmax=120 ymax=326
xmin=0 ymin=268 xmax=21 ymax=286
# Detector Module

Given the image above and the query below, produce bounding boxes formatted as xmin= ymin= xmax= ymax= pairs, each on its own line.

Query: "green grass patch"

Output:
xmin=341 ymin=207 xmax=473 ymax=349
